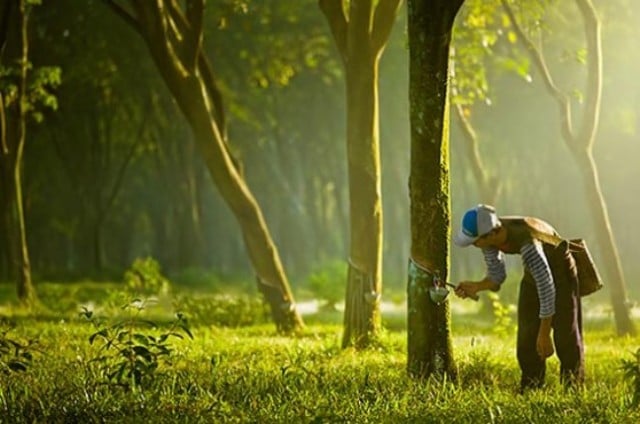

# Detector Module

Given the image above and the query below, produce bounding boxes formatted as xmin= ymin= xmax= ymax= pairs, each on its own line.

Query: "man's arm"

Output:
xmin=455 ymin=248 xmax=505 ymax=299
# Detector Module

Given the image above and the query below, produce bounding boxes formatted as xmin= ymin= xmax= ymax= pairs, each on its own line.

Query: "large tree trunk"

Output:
xmin=341 ymin=38 xmax=383 ymax=349
xmin=502 ymin=0 xmax=635 ymax=336
xmin=406 ymin=0 xmax=464 ymax=379
xmin=108 ymin=1 xmax=303 ymax=332
xmin=320 ymin=0 xmax=402 ymax=349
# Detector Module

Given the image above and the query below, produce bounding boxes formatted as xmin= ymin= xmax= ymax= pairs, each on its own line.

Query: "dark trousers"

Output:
xmin=517 ymin=242 xmax=585 ymax=390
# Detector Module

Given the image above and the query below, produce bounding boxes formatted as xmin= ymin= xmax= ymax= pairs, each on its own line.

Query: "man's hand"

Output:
xmin=536 ymin=317 xmax=554 ymax=359
xmin=454 ymin=282 xmax=480 ymax=300
xmin=536 ymin=332 xmax=554 ymax=359
xmin=453 ymin=278 xmax=499 ymax=300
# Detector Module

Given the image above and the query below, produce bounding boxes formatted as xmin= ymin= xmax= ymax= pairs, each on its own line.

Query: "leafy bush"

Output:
xmin=80 ymin=300 xmax=192 ymax=389
xmin=124 ymin=257 xmax=170 ymax=296
xmin=307 ymin=261 xmax=347 ymax=310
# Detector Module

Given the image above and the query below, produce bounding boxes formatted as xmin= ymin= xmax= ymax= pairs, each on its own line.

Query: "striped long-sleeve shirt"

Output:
xmin=482 ymin=242 xmax=555 ymax=318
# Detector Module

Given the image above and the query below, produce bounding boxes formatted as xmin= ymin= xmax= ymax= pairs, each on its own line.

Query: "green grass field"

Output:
xmin=0 ymin=282 xmax=638 ymax=423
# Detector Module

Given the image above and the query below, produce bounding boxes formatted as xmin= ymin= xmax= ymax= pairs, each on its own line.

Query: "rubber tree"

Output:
xmin=406 ymin=0 xmax=465 ymax=379
xmin=105 ymin=0 xmax=303 ymax=333
xmin=0 ymin=0 xmax=36 ymax=302
xmin=319 ymin=0 xmax=403 ymax=349
xmin=502 ymin=0 xmax=635 ymax=336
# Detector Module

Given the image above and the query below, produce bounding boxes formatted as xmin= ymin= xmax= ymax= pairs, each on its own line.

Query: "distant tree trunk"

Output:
xmin=406 ymin=0 xmax=464 ymax=379
xmin=320 ymin=0 xmax=402 ymax=349
xmin=176 ymin=138 xmax=206 ymax=269
xmin=503 ymin=0 xmax=635 ymax=336
xmin=106 ymin=1 xmax=303 ymax=332
xmin=453 ymin=104 xmax=501 ymax=205
xmin=0 ymin=0 xmax=35 ymax=303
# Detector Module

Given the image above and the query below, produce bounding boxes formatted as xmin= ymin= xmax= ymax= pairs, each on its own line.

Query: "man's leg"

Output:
xmin=549 ymin=244 xmax=585 ymax=387
xmin=517 ymin=273 xmax=545 ymax=391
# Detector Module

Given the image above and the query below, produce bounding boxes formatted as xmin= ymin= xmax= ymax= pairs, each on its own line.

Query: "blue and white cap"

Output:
xmin=454 ymin=204 xmax=501 ymax=247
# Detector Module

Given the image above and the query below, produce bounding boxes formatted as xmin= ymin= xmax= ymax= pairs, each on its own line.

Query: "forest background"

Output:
xmin=2 ymin=0 xmax=640 ymax=421
xmin=2 ymin=0 xmax=640 ymax=324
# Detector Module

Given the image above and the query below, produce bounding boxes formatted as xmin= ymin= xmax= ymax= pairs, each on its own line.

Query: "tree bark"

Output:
xmin=107 ymin=1 xmax=303 ymax=332
xmin=407 ymin=0 xmax=464 ymax=379
xmin=320 ymin=0 xmax=402 ymax=349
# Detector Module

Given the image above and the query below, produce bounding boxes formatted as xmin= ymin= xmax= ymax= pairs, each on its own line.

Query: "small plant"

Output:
xmin=0 ymin=320 xmax=38 ymax=374
xmin=80 ymin=300 xmax=193 ymax=389
xmin=124 ymin=257 xmax=170 ymax=296
xmin=621 ymin=347 xmax=640 ymax=407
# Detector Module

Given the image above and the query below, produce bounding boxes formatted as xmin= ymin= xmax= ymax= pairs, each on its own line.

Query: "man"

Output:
xmin=453 ymin=204 xmax=584 ymax=391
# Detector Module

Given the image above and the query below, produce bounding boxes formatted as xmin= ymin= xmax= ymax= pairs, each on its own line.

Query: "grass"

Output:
xmin=0 ymin=281 xmax=638 ymax=423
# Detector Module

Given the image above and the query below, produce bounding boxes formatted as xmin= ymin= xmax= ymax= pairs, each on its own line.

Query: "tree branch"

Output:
xmin=575 ymin=0 xmax=602 ymax=150
xmin=197 ymin=54 xmax=227 ymax=141
xmin=184 ymin=0 xmax=204 ymax=71
xmin=371 ymin=0 xmax=402 ymax=53
xmin=454 ymin=104 xmax=486 ymax=181
xmin=319 ymin=0 xmax=348 ymax=63
xmin=501 ymin=0 xmax=575 ymax=144
xmin=454 ymin=104 xmax=501 ymax=204
xmin=163 ymin=0 xmax=228 ymax=144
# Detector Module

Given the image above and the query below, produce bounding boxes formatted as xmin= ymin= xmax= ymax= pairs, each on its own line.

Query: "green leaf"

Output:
xmin=7 ymin=360 xmax=27 ymax=372
xmin=132 ymin=345 xmax=153 ymax=361
xmin=133 ymin=334 xmax=150 ymax=346
xmin=180 ymin=325 xmax=194 ymax=339
xmin=89 ymin=329 xmax=109 ymax=344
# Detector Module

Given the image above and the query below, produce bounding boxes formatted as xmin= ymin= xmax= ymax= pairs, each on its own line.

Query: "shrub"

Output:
xmin=123 ymin=257 xmax=170 ymax=296
xmin=80 ymin=300 xmax=192 ymax=390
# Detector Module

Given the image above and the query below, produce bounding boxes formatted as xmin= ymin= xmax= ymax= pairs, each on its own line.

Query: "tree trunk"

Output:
xmin=109 ymin=2 xmax=303 ymax=332
xmin=406 ymin=0 xmax=464 ymax=379
xmin=320 ymin=0 xmax=402 ymax=349
xmin=341 ymin=53 xmax=383 ymax=349
xmin=575 ymin=150 xmax=635 ymax=335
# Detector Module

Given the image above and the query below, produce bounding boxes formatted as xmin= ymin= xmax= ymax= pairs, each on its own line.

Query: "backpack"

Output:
xmin=520 ymin=217 xmax=604 ymax=297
